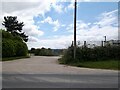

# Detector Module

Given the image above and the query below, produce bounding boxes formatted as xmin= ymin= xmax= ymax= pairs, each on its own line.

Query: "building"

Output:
xmin=105 ymin=40 xmax=120 ymax=46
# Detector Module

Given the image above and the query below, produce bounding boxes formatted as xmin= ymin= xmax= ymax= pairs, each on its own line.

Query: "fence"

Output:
xmin=71 ymin=40 xmax=120 ymax=48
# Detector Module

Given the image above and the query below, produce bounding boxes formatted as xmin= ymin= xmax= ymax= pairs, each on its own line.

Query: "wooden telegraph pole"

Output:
xmin=74 ymin=0 xmax=77 ymax=59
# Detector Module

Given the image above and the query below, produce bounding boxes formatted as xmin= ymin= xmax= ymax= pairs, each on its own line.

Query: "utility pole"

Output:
xmin=74 ymin=0 xmax=77 ymax=59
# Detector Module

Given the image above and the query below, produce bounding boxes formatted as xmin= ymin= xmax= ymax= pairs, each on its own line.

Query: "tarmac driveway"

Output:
xmin=2 ymin=56 xmax=119 ymax=88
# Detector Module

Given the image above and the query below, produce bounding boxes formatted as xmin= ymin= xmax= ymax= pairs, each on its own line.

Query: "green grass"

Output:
xmin=59 ymin=59 xmax=119 ymax=70
xmin=2 ymin=56 xmax=30 ymax=61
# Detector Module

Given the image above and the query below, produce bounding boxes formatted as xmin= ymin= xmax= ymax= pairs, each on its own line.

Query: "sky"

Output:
xmin=0 ymin=0 xmax=119 ymax=49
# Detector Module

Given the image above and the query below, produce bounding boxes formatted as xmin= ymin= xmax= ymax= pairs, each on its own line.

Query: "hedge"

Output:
xmin=2 ymin=30 xmax=28 ymax=58
xmin=60 ymin=45 xmax=120 ymax=64
xmin=2 ymin=39 xmax=16 ymax=57
xmin=15 ymin=41 xmax=28 ymax=56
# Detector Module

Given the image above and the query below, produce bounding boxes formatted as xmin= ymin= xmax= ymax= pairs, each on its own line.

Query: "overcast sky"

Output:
xmin=0 ymin=0 xmax=119 ymax=49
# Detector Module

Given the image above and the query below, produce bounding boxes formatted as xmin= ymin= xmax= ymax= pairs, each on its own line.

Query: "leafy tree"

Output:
xmin=19 ymin=32 xmax=28 ymax=42
xmin=34 ymin=49 xmax=41 ymax=56
xmin=30 ymin=48 xmax=36 ymax=53
xmin=2 ymin=16 xmax=28 ymax=42
xmin=34 ymin=48 xmax=53 ymax=56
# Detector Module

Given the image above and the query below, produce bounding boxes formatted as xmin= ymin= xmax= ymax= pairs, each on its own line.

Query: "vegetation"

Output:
xmin=59 ymin=59 xmax=119 ymax=70
xmin=2 ymin=38 xmax=16 ymax=57
xmin=1 ymin=16 xmax=29 ymax=61
xmin=35 ymin=47 xmax=53 ymax=56
xmin=29 ymin=48 xmax=64 ymax=56
xmin=52 ymin=49 xmax=64 ymax=56
xmin=2 ymin=16 xmax=28 ymax=42
xmin=59 ymin=45 xmax=120 ymax=70
xmin=2 ymin=30 xmax=28 ymax=59
xmin=2 ymin=56 xmax=30 ymax=61
xmin=76 ymin=60 xmax=119 ymax=70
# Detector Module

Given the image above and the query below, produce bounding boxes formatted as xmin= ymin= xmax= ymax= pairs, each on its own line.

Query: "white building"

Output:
xmin=105 ymin=40 xmax=120 ymax=46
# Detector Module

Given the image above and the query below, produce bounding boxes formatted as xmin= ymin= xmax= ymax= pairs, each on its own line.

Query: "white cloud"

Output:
xmin=95 ymin=10 xmax=118 ymax=27
xmin=27 ymin=9 xmax=118 ymax=49
xmin=64 ymin=0 xmax=74 ymax=12
xmin=66 ymin=24 xmax=73 ymax=31
xmin=1 ymin=1 xmax=58 ymax=38
xmin=52 ymin=3 xmax=64 ymax=13
xmin=41 ymin=16 xmax=60 ymax=31
xmin=23 ymin=25 xmax=44 ymax=37
xmin=62 ymin=0 xmax=119 ymax=2
xmin=0 ymin=0 xmax=65 ymax=49
xmin=61 ymin=24 xmax=66 ymax=27
xmin=27 ymin=35 xmax=73 ymax=49
xmin=67 ymin=21 xmax=90 ymax=32
xmin=2 ymin=2 xmax=39 ymax=13
xmin=77 ymin=26 xmax=117 ymax=41
xmin=66 ymin=9 xmax=118 ymax=42
xmin=77 ymin=21 xmax=90 ymax=30
xmin=41 ymin=16 xmax=57 ymax=25
xmin=67 ymin=3 xmax=74 ymax=10
xmin=2 ymin=11 xmax=44 ymax=37
xmin=2 ymin=0 xmax=119 ymax=2
xmin=28 ymin=36 xmax=39 ymax=42
xmin=1 ymin=1 xmax=118 ymax=49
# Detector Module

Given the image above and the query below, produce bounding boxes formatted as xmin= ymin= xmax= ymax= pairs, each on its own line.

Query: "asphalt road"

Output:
xmin=2 ymin=56 xmax=119 ymax=88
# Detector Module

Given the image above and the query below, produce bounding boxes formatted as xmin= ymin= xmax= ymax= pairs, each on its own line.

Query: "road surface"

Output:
xmin=2 ymin=56 xmax=119 ymax=88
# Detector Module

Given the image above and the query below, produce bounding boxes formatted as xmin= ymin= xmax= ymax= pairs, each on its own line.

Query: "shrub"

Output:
xmin=15 ymin=41 xmax=28 ymax=56
xmin=34 ymin=48 xmax=53 ymax=56
xmin=2 ymin=30 xmax=13 ymax=39
xmin=2 ymin=39 xmax=16 ymax=57
xmin=13 ymin=35 xmax=23 ymax=42
xmin=60 ymin=45 xmax=120 ymax=64
xmin=2 ymin=30 xmax=28 ymax=58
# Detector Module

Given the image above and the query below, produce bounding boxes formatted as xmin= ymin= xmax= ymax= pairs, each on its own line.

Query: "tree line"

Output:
xmin=29 ymin=48 xmax=53 ymax=56
xmin=29 ymin=48 xmax=64 ymax=56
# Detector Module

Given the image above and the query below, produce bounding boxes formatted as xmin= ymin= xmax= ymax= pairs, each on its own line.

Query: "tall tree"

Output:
xmin=2 ymin=16 xmax=28 ymax=42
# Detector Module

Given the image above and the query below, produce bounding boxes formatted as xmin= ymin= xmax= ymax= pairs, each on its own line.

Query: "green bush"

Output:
xmin=34 ymin=48 xmax=53 ymax=56
xmin=13 ymin=35 xmax=23 ymax=42
xmin=2 ymin=30 xmax=13 ymax=39
xmin=2 ymin=30 xmax=28 ymax=58
xmin=15 ymin=41 xmax=28 ymax=56
xmin=2 ymin=30 xmax=23 ymax=42
xmin=60 ymin=45 xmax=120 ymax=64
xmin=2 ymin=39 xmax=16 ymax=57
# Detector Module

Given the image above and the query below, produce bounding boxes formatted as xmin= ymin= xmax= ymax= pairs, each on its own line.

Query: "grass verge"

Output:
xmin=2 ymin=56 xmax=30 ymax=61
xmin=59 ymin=59 xmax=119 ymax=70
